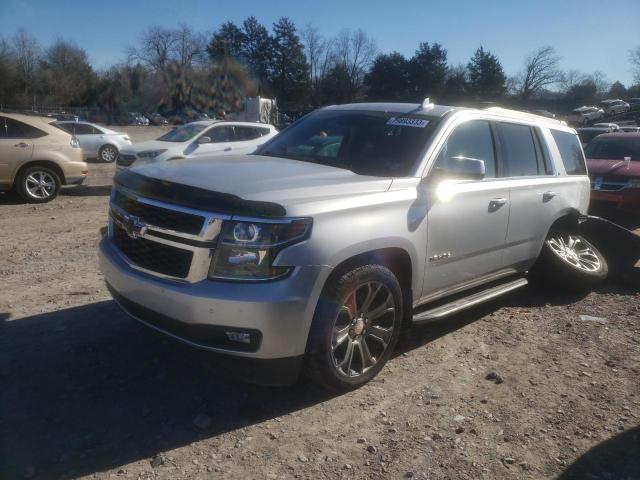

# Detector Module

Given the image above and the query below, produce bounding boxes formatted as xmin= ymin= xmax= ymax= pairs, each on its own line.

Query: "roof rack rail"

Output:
xmin=484 ymin=106 xmax=566 ymax=125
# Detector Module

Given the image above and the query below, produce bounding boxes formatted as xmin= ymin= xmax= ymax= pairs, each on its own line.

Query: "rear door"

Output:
xmin=0 ymin=117 xmax=35 ymax=187
xmin=423 ymin=119 xmax=511 ymax=295
xmin=498 ymin=122 xmax=561 ymax=270
xmin=232 ymin=126 xmax=272 ymax=154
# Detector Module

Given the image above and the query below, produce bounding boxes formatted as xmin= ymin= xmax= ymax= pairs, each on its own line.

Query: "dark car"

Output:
xmin=585 ymin=133 xmax=640 ymax=210
xmin=147 ymin=113 xmax=168 ymax=126
xmin=628 ymin=98 xmax=640 ymax=111
xmin=577 ymin=127 xmax=614 ymax=147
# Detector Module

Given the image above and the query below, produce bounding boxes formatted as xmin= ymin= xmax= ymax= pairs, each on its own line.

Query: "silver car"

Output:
xmin=56 ymin=121 xmax=132 ymax=162
xmin=99 ymin=101 xmax=608 ymax=389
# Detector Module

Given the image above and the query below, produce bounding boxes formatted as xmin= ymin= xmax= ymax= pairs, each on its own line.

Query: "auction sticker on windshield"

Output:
xmin=387 ymin=117 xmax=429 ymax=128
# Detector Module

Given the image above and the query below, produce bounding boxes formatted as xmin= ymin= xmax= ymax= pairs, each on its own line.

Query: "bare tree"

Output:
xmin=333 ymin=29 xmax=377 ymax=100
xmin=171 ymin=24 xmax=206 ymax=68
xmin=517 ymin=46 xmax=562 ymax=100
xmin=586 ymin=70 xmax=609 ymax=95
xmin=129 ymin=26 xmax=175 ymax=72
xmin=560 ymin=69 xmax=585 ymax=92
xmin=629 ymin=46 xmax=640 ymax=84
xmin=301 ymin=24 xmax=329 ymax=105
xmin=12 ymin=28 xmax=40 ymax=96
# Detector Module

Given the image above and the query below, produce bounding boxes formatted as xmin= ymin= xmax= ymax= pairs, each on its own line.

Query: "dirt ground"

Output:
xmin=1 ymin=127 xmax=639 ymax=480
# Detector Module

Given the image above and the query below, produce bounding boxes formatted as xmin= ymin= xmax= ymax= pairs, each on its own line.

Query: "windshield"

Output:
xmin=157 ymin=123 xmax=207 ymax=142
xmin=257 ymin=110 xmax=439 ymax=177
xmin=584 ymin=137 xmax=640 ymax=160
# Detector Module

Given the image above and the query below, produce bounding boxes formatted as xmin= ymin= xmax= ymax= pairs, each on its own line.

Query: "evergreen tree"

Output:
xmin=207 ymin=22 xmax=246 ymax=62
xmin=466 ymin=46 xmax=506 ymax=100
xmin=241 ymin=16 xmax=273 ymax=92
xmin=364 ymin=52 xmax=411 ymax=101
xmin=409 ymin=42 xmax=448 ymax=100
xmin=270 ymin=17 xmax=310 ymax=110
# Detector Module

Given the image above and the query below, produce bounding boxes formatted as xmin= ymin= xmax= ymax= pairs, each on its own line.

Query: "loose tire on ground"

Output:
xmin=99 ymin=144 xmax=118 ymax=163
xmin=16 ymin=166 xmax=61 ymax=203
xmin=305 ymin=264 xmax=403 ymax=391
xmin=529 ymin=232 xmax=608 ymax=292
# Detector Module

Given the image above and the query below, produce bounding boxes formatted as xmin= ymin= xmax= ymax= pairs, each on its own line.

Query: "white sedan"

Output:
xmin=116 ymin=121 xmax=278 ymax=169
xmin=568 ymin=106 xmax=604 ymax=126
xmin=55 ymin=121 xmax=132 ymax=163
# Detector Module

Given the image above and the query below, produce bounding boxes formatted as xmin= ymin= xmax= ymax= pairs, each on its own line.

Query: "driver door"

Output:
xmin=191 ymin=125 xmax=236 ymax=157
xmin=422 ymin=119 xmax=510 ymax=297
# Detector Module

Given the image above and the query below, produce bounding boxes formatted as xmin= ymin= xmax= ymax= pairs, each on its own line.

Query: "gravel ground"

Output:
xmin=1 ymin=127 xmax=639 ymax=480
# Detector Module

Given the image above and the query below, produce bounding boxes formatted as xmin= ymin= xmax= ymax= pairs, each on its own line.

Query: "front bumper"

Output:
xmin=99 ymin=237 xmax=330 ymax=361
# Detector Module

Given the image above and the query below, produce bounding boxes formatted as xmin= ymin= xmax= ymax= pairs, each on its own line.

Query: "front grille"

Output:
xmin=117 ymin=154 xmax=137 ymax=167
xmin=113 ymin=223 xmax=193 ymax=278
xmin=113 ymin=190 xmax=205 ymax=235
xmin=590 ymin=177 xmax=627 ymax=192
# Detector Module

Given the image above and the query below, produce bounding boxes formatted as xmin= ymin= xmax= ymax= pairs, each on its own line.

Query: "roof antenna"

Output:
xmin=422 ymin=97 xmax=434 ymax=110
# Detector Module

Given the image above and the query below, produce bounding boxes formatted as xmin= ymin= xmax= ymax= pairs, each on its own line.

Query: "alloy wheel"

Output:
xmin=546 ymin=235 xmax=601 ymax=272
xmin=25 ymin=171 xmax=56 ymax=200
xmin=101 ymin=146 xmax=117 ymax=162
xmin=331 ymin=281 xmax=396 ymax=378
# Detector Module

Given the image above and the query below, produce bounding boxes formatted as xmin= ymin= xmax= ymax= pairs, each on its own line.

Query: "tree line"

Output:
xmin=1 ymin=19 xmax=639 ymax=119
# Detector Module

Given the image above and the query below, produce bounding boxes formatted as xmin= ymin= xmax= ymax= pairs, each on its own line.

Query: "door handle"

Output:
xmin=14 ymin=142 xmax=28 ymax=148
xmin=542 ymin=191 xmax=557 ymax=202
xmin=488 ymin=198 xmax=507 ymax=212
xmin=224 ymin=147 xmax=232 ymax=152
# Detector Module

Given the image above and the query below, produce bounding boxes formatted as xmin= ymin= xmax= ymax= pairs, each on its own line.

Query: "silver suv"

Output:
xmin=99 ymin=101 xmax=608 ymax=390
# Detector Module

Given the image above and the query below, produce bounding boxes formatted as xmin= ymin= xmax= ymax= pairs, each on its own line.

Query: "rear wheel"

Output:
xmin=99 ymin=144 xmax=118 ymax=163
xmin=306 ymin=264 xmax=403 ymax=391
xmin=16 ymin=166 xmax=61 ymax=203
xmin=530 ymin=233 xmax=608 ymax=292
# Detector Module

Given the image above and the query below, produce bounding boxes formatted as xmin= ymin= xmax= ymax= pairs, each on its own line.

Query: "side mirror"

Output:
xmin=442 ymin=156 xmax=486 ymax=180
xmin=197 ymin=136 xmax=212 ymax=145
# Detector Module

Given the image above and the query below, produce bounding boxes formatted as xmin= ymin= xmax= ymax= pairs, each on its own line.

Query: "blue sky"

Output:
xmin=1 ymin=0 xmax=639 ymax=86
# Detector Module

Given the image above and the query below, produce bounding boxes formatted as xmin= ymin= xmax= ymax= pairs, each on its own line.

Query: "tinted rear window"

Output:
xmin=497 ymin=122 xmax=541 ymax=176
xmin=0 ymin=116 xmax=47 ymax=139
xmin=551 ymin=130 xmax=587 ymax=175
xmin=584 ymin=137 xmax=640 ymax=161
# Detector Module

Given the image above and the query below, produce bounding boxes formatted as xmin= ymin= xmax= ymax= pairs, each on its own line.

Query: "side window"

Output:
xmin=434 ymin=120 xmax=496 ymax=178
xmin=207 ymin=126 xmax=236 ymax=143
xmin=0 ymin=117 xmax=46 ymax=139
xmin=497 ymin=122 xmax=541 ymax=177
xmin=71 ymin=123 xmax=94 ymax=135
xmin=234 ymin=126 xmax=262 ymax=141
xmin=550 ymin=130 xmax=586 ymax=175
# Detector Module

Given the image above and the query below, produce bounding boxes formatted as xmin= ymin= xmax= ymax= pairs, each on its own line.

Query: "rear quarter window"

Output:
xmin=551 ymin=130 xmax=587 ymax=175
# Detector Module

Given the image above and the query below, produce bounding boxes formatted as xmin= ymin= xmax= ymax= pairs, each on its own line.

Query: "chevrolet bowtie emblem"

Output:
xmin=117 ymin=212 xmax=147 ymax=239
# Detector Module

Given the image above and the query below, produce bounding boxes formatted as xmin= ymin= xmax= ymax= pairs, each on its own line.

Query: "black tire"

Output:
xmin=98 ymin=144 xmax=119 ymax=163
xmin=529 ymin=233 xmax=608 ymax=292
xmin=16 ymin=166 xmax=61 ymax=203
xmin=305 ymin=264 xmax=403 ymax=391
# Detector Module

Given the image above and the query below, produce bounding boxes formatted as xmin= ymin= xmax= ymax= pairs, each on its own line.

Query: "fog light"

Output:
xmin=225 ymin=331 xmax=252 ymax=344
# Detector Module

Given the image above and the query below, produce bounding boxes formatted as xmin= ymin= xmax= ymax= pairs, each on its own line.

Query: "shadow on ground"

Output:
xmin=1 ymin=282 xmax=637 ymax=479
xmin=60 ymin=185 xmax=112 ymax=197
xmin=556 ymin=426 xmax=640 ymax=480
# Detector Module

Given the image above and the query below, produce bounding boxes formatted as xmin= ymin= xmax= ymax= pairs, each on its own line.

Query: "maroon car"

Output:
xmin=585 ymin=133 xmax=640 ymax=210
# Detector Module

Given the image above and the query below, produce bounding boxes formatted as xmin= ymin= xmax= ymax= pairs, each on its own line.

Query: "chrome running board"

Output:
xmin=412 ymin=277 xmax=528 ymax=324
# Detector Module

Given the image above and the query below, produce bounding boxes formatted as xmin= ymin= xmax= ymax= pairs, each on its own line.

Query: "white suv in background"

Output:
xmin=116 ymin=121 xmax=278 ymax=169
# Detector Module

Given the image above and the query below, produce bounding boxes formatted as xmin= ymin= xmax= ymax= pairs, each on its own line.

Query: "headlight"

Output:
xmin=626 ymin=179 xmax=640 ymax=189
xmin=208 ymin=218 xmax=312 ymax=281
xmin=137 ymin=149 xmax=167 ymax=159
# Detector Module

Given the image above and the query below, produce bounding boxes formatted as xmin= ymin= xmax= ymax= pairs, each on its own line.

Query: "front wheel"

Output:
xmin=530 ymin=233 xmax=608 ymax=292
xmin=98 ymin=144 xmax=119 ymax=163
xmin=306 ymin=264 xmax=403 ymax=391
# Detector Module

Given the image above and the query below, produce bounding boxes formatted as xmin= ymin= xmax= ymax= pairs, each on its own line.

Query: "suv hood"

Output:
xmin=587 ymin=158 xmax=640 ymax=178
xmin=121 ymin=154 xmax=392 ymax=214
